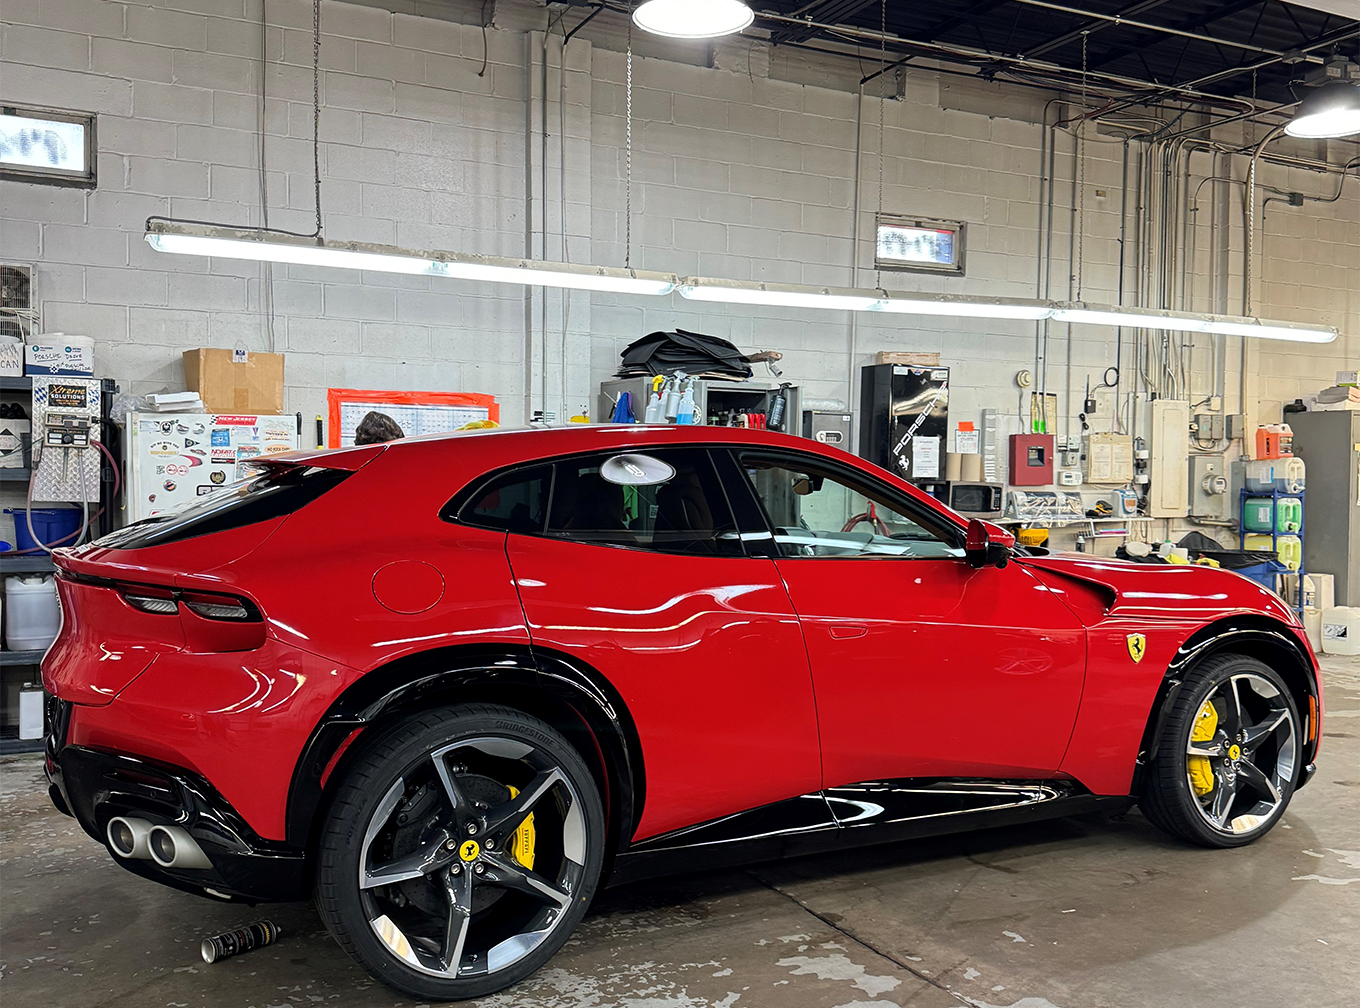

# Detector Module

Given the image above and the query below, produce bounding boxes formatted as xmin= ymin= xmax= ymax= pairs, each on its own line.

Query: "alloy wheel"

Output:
xmin=1185 ymin=672 xmax=1298 ymax=835
xmin=357 ymin=735 xmax=587 ymax=980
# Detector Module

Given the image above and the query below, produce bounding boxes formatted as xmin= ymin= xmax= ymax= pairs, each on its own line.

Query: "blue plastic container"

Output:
xmin=1234 ymin=559 xmax=1290 ymax=592
xmin=5 ymin=507 xmax=83 ymax=552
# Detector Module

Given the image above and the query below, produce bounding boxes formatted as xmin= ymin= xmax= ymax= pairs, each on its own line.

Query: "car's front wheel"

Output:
xmin=315 ymin=704 xmax=604 ymax=1001
xmin=1140 ymin=654 xmax=1301 ymax=847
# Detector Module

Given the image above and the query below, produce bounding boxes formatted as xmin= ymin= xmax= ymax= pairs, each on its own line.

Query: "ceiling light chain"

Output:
xmin=1075 ymin=30 xmax=1088 ymax=303
xmin=625 ymin=7 xmax=634 ymax=270
xmin=311 ymin=0 xmax=323 ymax=239
xmin=875 ymin=0 xmax=886 ymax=291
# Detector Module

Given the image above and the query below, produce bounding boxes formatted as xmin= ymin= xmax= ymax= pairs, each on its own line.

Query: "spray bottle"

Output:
xmin=644 ymin=376 xmax=666 ymax=423
xmin=676 ymin=379 xmax=697 ymax=425
xmin=664 ymin=372 xmax=686 ymax=421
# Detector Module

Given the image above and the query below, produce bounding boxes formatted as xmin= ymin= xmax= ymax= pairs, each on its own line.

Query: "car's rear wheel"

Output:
xmin=315 ymin=704 xmax=604 ymax=1001
xmin=1140 ymin=654 xmax=1300 ymax=848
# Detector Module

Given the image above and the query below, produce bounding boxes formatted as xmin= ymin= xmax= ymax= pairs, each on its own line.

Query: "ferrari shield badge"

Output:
xmin=1126 ymin=633 xmax=1147 ymax=663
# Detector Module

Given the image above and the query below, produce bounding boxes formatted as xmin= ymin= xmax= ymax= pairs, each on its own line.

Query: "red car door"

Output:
xmin=478 ymin=446 xmax=822 ymax=842
xmin=728 ymin=449 xmax=1087 ymax=789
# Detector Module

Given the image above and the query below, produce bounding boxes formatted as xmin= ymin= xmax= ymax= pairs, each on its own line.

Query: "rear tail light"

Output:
xmin=59 ymin=572 xmax=266 ymax=653
xmin=180 ymin=594 xmax=258 ymax=621
xmin=124 ymin=592 xmax=178 ymax=614
xmin=112 ymin=583 xmax=260 ymax=621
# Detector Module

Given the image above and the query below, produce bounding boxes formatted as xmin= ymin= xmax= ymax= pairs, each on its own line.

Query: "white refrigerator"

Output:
xmin=125 ymin=413 xmax=298 ymax=522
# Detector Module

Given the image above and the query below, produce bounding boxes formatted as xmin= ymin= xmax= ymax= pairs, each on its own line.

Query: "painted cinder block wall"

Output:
xmin=1 ymin=0 xmax=1355 ymax=529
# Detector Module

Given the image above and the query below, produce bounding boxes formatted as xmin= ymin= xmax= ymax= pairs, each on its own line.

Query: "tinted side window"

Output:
xmin=94 ymin=466 xmax=351 ymax=550
xmin=738 ymin=453 xmax=964 ymax=560
xmin=546 ymin=448 xmax=741 ymax=557
xmin=458 ymin=465 xmax=550 ymax=533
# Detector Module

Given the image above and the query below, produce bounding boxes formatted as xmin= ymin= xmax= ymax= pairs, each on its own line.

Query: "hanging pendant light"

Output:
xmin=1285 ymin=81 xmax=1360 ymax=138
xmin=633 ymin=0 xmax=754 ymax=40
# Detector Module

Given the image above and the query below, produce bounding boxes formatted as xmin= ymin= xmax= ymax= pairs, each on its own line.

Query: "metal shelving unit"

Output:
xmin=1237 ymin=485 xmax=1306 ymax=615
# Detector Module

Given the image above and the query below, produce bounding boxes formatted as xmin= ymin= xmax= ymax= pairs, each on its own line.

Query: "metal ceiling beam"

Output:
xmin=1009 ymin=0 xmax=1305 ymax=59
xmin=1021 ymin=0 xmax=1178 ymax=60
xmin=770 ymin=1 xmax=880 ymax=44
xmin=753 ymin=9 xmax=1267 ymax=104
xmin=1084 ymin=0 xmax=1268 ymax=70
xmin=917 ymin=0 xmax=1014 ymax=44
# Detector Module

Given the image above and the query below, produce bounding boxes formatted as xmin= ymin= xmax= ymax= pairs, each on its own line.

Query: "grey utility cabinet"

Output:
xmin=1289 ymin=409 xmax=1360 ymax=606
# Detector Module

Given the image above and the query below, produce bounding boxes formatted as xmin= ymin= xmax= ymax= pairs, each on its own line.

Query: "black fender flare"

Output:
xmin=1133 ymin=615 xmax=1319 ymax=792
xmin=283 ymin=644 xmax=645 ymax=858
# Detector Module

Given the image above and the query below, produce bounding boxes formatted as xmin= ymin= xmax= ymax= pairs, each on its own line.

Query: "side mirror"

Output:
xmin=965 ymin=519 xmax=1015 ymax=569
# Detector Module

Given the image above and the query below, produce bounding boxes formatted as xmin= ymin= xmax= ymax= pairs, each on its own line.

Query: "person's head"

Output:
xmin=354 ymin=411 xmax=404 ymax=445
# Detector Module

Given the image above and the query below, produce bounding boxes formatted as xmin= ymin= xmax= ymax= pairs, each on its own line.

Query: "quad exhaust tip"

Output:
xmin=148 ymin=824 xmax=213 ymax=870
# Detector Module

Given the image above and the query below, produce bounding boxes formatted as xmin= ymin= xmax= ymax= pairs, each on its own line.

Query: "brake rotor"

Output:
xmin=386 ymin=774 xmax=512 ymax=917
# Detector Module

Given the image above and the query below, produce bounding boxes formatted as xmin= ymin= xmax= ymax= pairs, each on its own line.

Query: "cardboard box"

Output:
xmin=183 ymin=348 xmax=284 ymax=414
xmin=1337 ymin=370 xmax=1358 ymax=387
xmin=875 ymin=351 xmax=941 ymax=366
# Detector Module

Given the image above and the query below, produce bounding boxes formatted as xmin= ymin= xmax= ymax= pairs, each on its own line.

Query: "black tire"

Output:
xmin=1140 ymin=654 xmax=1301 ymax=848
xmin=315 ymin=704 xmax=605 ymax=1001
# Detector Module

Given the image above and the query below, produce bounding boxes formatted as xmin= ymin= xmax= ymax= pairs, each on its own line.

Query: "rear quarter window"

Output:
xmin=94 ymin=466 xmax=351 ymax=549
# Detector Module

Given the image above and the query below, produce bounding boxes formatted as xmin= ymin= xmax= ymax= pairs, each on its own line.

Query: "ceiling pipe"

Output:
xmin=750 ymin=10 xmax=1264 ymax=107
xmin=1008 ymin=0 xmax=1323 ymax=62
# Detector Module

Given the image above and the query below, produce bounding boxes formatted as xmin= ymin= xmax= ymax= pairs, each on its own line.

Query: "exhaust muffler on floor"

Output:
xmin=107 ymin=816 xmax=153 ymax=859
xmin=148 ymin=824 xmax=214 ymax=870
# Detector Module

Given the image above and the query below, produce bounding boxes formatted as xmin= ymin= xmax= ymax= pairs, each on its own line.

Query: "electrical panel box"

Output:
xmin=1226 ymin=413 xmax=1247 ymax=443
xmin=1194 ymin=413 xmax=1226 ymax=442
xmin=1190 ymin=455 xmax=1231 ymax=520
xmin=1008 ymin=433 xmax=1054 ymax=486
xmin=1149 ymin=399 xmax=1191 ymax=517
xmin=1082 ymin=432 xmax=1134 ymax=484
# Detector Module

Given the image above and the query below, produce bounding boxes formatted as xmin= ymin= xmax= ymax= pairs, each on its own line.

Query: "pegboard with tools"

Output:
xmin=31 ymin=376 xmax=103 ymax=503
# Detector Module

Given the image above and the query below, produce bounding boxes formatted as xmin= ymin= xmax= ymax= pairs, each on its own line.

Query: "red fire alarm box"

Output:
xmin=1009 ymin=434 xmax=1054 ymax=486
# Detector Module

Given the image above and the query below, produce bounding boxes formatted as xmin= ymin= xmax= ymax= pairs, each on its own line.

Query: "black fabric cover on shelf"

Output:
xmin=617 ymin=330 xmax=753 ymax=380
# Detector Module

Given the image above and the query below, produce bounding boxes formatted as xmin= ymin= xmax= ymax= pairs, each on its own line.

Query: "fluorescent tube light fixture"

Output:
xmin=1200 ymin=317 xmax=1340 ymax=343
xmin=144 ymin=222 xmax=679 ymax=296
xmin=678 ymin=278 xmax=882 ymax=311
xmin=1285 ymin=81 xmax=1360 ymax=139
xmin=633 ymin=0 xmax=754 ymax=39
xmin=1052 ymin=303 xmax=1211 ymax=332
xmin=143 ymin=222 xmax=1336 ymax=343
xmin=875 ymin=292 xmax=1053 ymax=321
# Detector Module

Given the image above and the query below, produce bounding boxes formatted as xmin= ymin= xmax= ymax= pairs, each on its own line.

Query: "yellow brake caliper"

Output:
xmin=504 ymin=786 xmax=537 ymax=870
xmin=1187 ymin=700 xmax=1219 ymax=796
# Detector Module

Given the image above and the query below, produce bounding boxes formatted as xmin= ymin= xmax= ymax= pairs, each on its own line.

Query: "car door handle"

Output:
xmin=828 ymin=624 xmax=867 ymax=639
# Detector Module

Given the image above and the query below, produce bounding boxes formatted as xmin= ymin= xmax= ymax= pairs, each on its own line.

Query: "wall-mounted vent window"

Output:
xmin=875 ymin=215 xmax=964 ymax=274
xmin=0 ymin=107 xmax=96 ymax=187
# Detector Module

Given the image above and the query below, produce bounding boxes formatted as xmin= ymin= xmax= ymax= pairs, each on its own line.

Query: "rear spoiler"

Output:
xmin=247 ymin=442 xmax=389 ymax=473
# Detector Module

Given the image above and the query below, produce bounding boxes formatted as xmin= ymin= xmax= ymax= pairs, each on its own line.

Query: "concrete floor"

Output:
xmin=3 ymin=655 xmax=1357 ymax=1008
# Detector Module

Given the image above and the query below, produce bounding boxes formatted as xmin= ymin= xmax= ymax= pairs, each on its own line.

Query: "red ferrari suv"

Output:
xmin=43 ymin=425 xmax=1321 ymax=1000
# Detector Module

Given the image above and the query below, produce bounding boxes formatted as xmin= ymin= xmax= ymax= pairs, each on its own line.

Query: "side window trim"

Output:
xmin=732 ymin=448 xmax=966 ymax=554
xmin=711 ymin=448 xmax=781 ymax=557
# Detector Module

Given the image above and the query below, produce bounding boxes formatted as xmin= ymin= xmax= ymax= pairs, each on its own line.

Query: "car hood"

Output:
xmin=1017 ymin=553 xmax=1301 ymax=626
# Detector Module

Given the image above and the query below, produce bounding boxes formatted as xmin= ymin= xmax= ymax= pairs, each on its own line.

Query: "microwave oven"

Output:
xmin=947 ymin=481 xmax=1004 ymax=517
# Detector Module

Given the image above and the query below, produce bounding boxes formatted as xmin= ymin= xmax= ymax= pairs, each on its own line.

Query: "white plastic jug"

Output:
xmin=4 ymin=574 xmax=60 ymax=652
xmin=1301 ymin=607 xmax=1323 ymax=652
xmin=1320 ymin=606 xmax=1360 ymax=656
xmin=1244 ymin=458 xmax=1306 ymax=494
